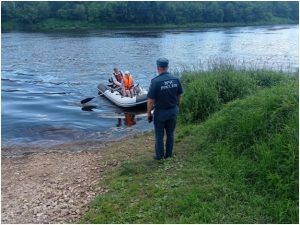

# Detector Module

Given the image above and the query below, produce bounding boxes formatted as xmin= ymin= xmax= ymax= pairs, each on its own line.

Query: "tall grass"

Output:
xmin=195 ymin=81 xmax=299 ymax=223
xmin=179 ymin=68 xmax=296 ymax=123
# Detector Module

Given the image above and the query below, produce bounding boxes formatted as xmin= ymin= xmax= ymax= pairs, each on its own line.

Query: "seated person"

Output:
xmin=111 ymin=67 xmax=123 ymax=89
xmin=123 ymin=71 xmax=135 ymax=98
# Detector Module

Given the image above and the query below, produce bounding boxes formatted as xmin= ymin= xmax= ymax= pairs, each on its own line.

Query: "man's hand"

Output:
xmin=148 ymin=114 xmax=153 ymax=123
xmin=147 ymin=98 xmax=155 ymax=123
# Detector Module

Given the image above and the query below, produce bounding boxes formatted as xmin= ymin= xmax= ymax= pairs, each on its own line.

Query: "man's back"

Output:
xmin=148 ymin=72 xmax=183 ymax=110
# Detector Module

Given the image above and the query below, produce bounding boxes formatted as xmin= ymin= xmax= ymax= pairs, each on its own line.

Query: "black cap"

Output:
xmin=156 ymin=58 xmax=169 ymax=68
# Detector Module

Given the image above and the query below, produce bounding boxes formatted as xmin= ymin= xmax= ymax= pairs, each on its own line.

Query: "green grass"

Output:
xmin=197 ymin=82 xmax=299 ymax=223
xmin=179 ymin=68 xmax=296 ymax=123
xmin=81 ymin=70 xmax=298 ymax=224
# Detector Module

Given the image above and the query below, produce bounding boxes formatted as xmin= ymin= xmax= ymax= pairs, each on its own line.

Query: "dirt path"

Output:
xmin=1 ymin=144 xmax=110 ymax=224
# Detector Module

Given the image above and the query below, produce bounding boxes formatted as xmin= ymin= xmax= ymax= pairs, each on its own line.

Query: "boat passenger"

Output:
xmin=123 ymin=71 xmax=135 ymax=98
xmin=112 ymin=67 xmax=123 ymax=89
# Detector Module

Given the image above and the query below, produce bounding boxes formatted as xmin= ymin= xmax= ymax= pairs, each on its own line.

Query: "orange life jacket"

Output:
xmin=123 ymin=75 xmax=133 ymax=90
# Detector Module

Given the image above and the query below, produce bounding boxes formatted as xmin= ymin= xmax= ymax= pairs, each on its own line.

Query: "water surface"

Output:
xmin=1 ymin=25 xmax=298 ymax=154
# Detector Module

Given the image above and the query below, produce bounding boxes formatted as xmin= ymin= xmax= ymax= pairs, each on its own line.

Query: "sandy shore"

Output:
xmin=1 ymin=141 xmax=123 ymax=223
xmin=1 ymin=134 xmax=154 ymax=224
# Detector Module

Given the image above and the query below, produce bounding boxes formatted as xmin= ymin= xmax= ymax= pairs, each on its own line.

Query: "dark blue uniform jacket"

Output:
xmin=147 ymin=72 xmax=183 ymax=120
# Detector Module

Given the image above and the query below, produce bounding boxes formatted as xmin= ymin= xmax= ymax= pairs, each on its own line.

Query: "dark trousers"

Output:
xmin=154 ymin=115 xmax=177 ymax=159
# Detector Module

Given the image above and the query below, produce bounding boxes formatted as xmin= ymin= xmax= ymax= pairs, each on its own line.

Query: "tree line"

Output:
xmin=2 ymin=1 xmax=299 ymax=25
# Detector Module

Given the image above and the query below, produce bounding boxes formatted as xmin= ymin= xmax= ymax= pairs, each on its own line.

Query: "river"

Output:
xmin=1 ymin=24 xmax=298 ymax=154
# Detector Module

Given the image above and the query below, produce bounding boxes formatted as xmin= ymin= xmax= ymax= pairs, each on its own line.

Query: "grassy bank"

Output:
xmin=81 ymin=69 xmax=298 ymax=223
xmin=2 ymin=19 xmax=298 ymax=32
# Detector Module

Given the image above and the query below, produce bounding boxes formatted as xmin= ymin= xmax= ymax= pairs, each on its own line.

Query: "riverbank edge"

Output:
xmin=1 ymin=131 xmax=155 ymax=223
xmin=2 ymin=19 xmax=298 ymax=32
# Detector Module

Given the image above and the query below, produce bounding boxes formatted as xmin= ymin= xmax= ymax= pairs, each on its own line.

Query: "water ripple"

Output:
xmin=1 ymin=25 xmax=298 ymax=153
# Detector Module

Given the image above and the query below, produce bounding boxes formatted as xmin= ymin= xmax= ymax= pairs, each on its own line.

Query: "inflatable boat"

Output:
xmin=97 ymin=83 xmax=148 ymax=108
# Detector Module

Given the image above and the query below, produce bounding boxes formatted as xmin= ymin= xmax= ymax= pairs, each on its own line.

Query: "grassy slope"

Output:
xmin=81 ymin=71 xmax=298 ymax=223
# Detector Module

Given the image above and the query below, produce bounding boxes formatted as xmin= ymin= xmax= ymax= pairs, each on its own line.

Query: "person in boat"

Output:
xmin=111 ymin=67 xmax=123 ymax=89
xmin=123 ymin=71 xmax=135 ymax=98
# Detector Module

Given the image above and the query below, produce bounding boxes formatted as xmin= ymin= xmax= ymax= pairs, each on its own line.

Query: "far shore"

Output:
xmin=1 ymin=132 xmax=154 ymax=224
xmin=2 ymin=20 xmax=298 ymax=33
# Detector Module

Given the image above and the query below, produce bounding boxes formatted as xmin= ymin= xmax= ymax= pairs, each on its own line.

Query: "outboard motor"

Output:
xmin=134 ymin=83 xmax=141 ymax=95
xmin=107 ymin=77 xmax=115 ymax=88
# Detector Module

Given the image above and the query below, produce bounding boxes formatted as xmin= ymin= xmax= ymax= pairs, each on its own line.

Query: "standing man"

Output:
xmin=147 ymin=58 xmax=183 ymax=160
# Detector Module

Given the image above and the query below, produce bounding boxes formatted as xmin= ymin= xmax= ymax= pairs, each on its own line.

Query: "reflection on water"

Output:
xmin=124 ymin=113 xmax=136 ymax=127
xmin=81 ymin=105 xmax=97 ymax=111
xmin=81 ymin=105 xmax=137 ymax=127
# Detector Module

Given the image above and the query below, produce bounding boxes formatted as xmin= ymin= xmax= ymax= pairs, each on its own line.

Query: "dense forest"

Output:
xmin=1 ymin=1 xmax=299 ymax=30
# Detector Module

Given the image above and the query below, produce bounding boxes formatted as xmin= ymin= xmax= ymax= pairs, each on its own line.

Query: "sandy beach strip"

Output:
xmin=1 ymin=134 xmax=154 ymax=224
